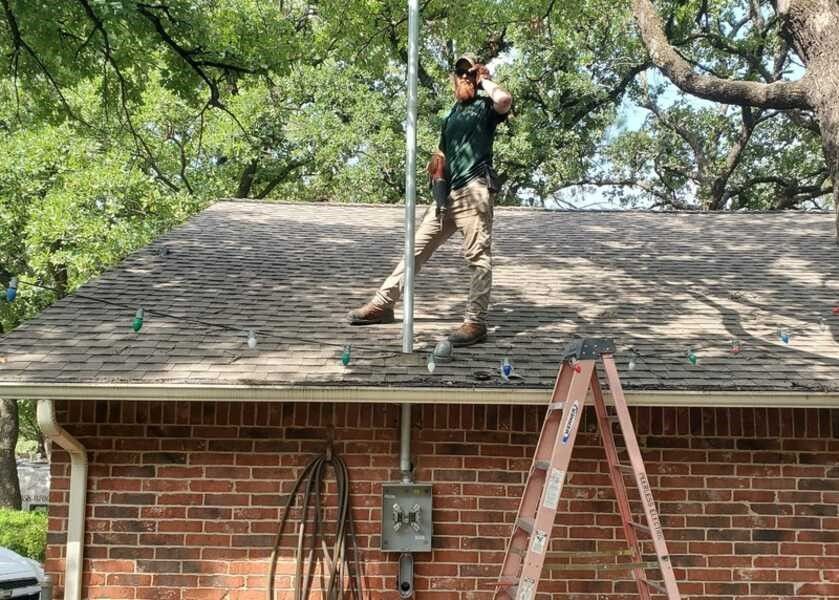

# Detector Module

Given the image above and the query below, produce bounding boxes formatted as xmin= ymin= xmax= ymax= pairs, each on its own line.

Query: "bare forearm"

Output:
xmin=481 ymin=79 xmax=512 ymax=114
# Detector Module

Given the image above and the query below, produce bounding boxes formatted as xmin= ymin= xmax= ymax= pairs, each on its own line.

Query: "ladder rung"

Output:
xmin=628 ymin=520 xmax=651 ymax=535
xmin=533 ymin=460 xmax=551 ymax=471
xmin=548 ymin=401 xmax=565 ymax=412
xmin=614 ymin=463 xmax=634 ymax=473
xmin=515 ymin=517 xmax=534 ymax=534
xmin=545 ymin=561 xmax=660 ymax=572
xmin=645 ymin=580 xmax=668 ymax=594
xmin=548 ymin=549 xmax=633 ymax=559
xmin=607 ymin=415 xmax=620 ymax=423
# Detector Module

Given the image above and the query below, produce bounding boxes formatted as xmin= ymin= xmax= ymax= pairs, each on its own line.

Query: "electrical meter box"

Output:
xmin=380 ymin=483 xmax=432 ymax=552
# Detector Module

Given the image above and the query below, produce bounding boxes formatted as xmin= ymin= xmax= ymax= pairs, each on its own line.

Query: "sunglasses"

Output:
xmin=454 ymin=67 xmax=473 ymax=77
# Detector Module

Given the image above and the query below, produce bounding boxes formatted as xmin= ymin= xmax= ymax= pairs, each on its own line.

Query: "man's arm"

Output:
xmin=475 ymin=67 xmax=512 ymax=114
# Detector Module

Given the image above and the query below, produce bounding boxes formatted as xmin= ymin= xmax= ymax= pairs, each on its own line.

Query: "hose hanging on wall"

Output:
xmin=266 ymin=443 xmax=364 ymax=600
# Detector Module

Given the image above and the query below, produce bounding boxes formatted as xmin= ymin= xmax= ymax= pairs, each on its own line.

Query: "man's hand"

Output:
xmin=470 ymin=64 xmax=491 ymax=87
xmin=427 ymin=150 xmax=446 ymax=180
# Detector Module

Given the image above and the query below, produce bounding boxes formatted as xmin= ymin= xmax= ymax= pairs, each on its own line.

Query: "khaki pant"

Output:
xmin=373 ymin=178 xmax=494 ymax=324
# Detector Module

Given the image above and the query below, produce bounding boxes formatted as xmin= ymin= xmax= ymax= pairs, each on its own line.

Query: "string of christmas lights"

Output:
xmin=623 ymin=307 xmax=837 ymax=369
xmin=3 ymin=277 xmax=405 ymax=365
xmin=4 ymin=277 xmax=838 ymax=372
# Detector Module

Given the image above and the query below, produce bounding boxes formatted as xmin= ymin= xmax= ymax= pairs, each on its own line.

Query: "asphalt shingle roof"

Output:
xmin=2 ymin=200 xmax=839 ymax=392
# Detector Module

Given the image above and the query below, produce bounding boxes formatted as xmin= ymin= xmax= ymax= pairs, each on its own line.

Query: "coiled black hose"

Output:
xmin=267 ymin=445 xmax=364 ymax=600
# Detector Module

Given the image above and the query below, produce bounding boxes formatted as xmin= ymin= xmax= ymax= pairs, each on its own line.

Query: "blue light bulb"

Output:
xmin=6 ymin=277 xmax=17 ymax=302
xmin=501 ymin=357 xmax=513 ymax=381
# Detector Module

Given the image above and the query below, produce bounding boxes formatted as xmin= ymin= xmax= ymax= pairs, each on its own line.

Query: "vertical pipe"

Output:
xmin=400 ymin=403 xmax=412 ymax=483
xmin=402 ymin=0 xmax=419 ymax=354
xmin=37 ymin=400 xmax=87 ymax=600
xmin=400 ymin=4 xmax=419 ymax=594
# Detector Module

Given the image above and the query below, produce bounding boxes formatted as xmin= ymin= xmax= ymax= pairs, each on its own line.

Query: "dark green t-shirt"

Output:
xmin=439 ymin=95 xmax=506 ymax=191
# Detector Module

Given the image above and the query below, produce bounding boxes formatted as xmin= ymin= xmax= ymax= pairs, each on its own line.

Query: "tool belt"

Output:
xmin=431 ymin=163 xmax=499 ymax=224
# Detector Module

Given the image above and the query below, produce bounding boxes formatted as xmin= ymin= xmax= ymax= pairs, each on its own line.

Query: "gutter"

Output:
xmin=36 ymin=400 xmax=87 ymax=600
xmin=4 ymin=383 xmax=839 ymax=407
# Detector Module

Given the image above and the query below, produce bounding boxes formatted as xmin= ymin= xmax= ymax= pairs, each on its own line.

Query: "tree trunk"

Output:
xmin=237 ymin=159 xmax=258 ymax=198
xmin=778 ymin=0 xmax=839 ymax=236
xmin=632 ymin=0 xmax=839 ymax=233
xmin=0 ymin=399 xmax=22 ymax=509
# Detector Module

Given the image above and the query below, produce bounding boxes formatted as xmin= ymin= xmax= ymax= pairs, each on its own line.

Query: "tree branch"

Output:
xmin=136 ymin=2 xmax=224 ymax=107
xmin=709 ymin=106 xmax=767 ymax=209
xmin=1 ymin=0 xmax=89 ymax=124
xmin=255 ymin=160 xmax=305 ymax=199
xmin=166 ymin=133 xmax=193 ymax=194
xmin=76 ymin=0 xmax=180 ymax=192
xmin=639 ymin=76 xmax=705 ymax=166
xmin=631 ymin=0 xmax=812 ymax=109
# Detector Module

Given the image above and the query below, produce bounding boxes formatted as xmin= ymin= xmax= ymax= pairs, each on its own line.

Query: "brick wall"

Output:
xmin=46 ymin=401 xmax=839 ymax=599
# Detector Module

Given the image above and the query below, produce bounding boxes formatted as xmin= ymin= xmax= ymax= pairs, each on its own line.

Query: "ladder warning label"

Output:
xmin=531 ymin=529 xmax=548 ymax=554
xmin=516 ymin=577 xmax=536 ymax=600
xmin=561 ymin=401 xmax=580 ymax=444
xmin=543 ymin=468 xmax=566 ymax=510
xmin=638 ymin=473 xmax=664 ymax=540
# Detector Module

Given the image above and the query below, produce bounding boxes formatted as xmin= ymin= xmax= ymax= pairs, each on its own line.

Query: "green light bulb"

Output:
xmin=132 ymin=308 xmax=144 ymax=332
xmin=341 ymin=345 xmax=351 ymax=366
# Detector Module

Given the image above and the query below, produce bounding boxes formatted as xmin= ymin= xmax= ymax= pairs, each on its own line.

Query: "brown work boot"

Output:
xmin=447 ymin=322 xmax=487 ymax=347
xmin=347 ymin=301 xmax=395 ymax=325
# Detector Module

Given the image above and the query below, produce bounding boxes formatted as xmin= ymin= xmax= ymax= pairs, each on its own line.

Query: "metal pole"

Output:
xmin=400 ymin=8 xmax=419 ymax=595
xmin=400 ymin=403 xmax=412 ymax=483
xmin=402 ymin=0 xmax=419 ymax=354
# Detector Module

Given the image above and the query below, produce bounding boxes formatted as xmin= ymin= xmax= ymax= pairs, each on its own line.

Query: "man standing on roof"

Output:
xmin=347 ymin=53 xmax=512 ymax=347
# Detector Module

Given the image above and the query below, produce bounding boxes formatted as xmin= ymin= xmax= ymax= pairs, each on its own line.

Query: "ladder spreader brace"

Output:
xmin=494 ymin=338 xmax=682 ymax=600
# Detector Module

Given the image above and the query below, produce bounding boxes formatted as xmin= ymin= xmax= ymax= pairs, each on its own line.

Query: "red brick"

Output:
xmin=156 ymin=493 xmax=204 ymax=506
xmin=143 ymin=479 xmax=189 ymax=492
xmin=106 ymin=574 xmax=153 ymax=586
xmin=138 ymin=507 xmax=185 ymax=520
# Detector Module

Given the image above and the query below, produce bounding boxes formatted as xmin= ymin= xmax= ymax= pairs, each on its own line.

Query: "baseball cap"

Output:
xmin=454 ymin=53 xmax=479 ymax=74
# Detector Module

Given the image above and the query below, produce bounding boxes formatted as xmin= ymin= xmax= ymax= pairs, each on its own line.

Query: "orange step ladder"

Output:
xmin=495 ymin=338 xmax=682 ymax=600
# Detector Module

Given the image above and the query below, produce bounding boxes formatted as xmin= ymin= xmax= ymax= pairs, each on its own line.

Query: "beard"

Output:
xmin=454 ymin=78 xmax=477 ymax=102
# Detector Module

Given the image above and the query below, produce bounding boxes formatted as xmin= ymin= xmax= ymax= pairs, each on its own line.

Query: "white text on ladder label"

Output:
xmin=543 ymin=468 xmax=566 ymax=510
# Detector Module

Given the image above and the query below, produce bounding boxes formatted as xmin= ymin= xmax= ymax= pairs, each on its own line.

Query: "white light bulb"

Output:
xmin=247 ymin=330 xmax=257 ymax=349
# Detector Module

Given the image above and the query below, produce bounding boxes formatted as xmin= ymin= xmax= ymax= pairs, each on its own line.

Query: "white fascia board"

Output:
xmin=2 ymin=383 xmax=839 ymax=407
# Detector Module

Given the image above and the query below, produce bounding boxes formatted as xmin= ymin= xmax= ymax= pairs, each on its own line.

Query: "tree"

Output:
xmin=0 ymin=399 xmax=21 ymax=509
xmin=488 ymin=2 xmax=650 ymax=206
xmin=631 ymin=0 xmax=839 ymax=230
xmin=16 ymin=400 xmax=45 ymax=459
xmin=577 ymin=76 xmax=829 ymax=210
